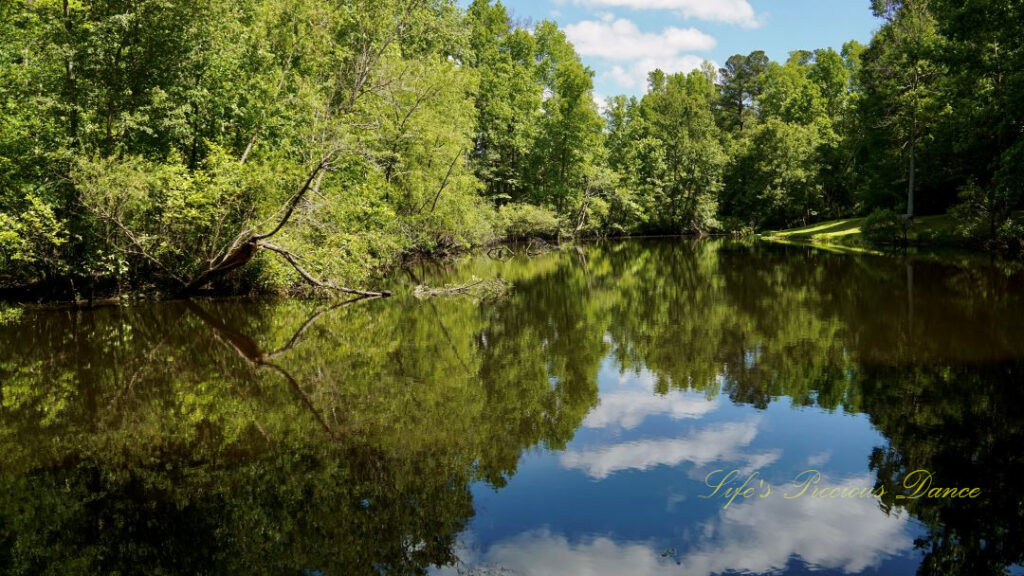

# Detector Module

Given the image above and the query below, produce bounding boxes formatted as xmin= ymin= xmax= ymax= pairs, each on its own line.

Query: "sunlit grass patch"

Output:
xmin=765 ymin=213 xmax=961 ymax=249
xmin=770 ymin=218 xmax=866 ymax=240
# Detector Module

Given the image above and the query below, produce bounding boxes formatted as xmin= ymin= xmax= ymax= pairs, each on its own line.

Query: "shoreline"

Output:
xmin=4 ymin=232 xmax=1021 ymax=309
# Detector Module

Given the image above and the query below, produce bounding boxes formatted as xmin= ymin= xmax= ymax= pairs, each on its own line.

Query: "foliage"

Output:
xmin=497 ymin=203 xmax=560 ymax=240
xmin=2 ymin=0 xmax=1024 ymax=300
xmin=0 ymin=194 xmax=68 ymax=284
xmin=725 ymin=118 xmax=824 ymax=229
xmin=572 ymin=163 xmax=636 ymax=237
xmin=992 ymin=219 xmax=1024 ymax=257
xmin=0 ymin=302 xmax=23 ymax=325
xmin=73 ymin=149 xmax=266 ymax=286
xmin=604 ymin=67 xmax=724 ymax=234
xmin=862 ymin=208 xmax=910 ymax=245
xmin=951 ymin=182 xmax=1024 ymax=255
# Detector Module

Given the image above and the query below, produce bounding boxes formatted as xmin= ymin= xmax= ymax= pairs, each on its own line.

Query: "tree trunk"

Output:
xmin=907 ymin=144 xmax=915 ymax=218
xmin=62 ymin=0 xmax=79 ymax=147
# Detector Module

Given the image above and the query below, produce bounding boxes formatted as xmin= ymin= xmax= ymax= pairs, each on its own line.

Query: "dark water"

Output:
xmin=1 ymin=239 xmax=1023 ymax=576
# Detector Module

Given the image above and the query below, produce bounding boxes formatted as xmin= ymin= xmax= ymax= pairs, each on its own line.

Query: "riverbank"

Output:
xmin=761 ymin=214 xmax=1024 ymax=272
xmin=762 ymin=214 xmax=961 ymax=250
xmin=3 ymin=223 xmax=1017 ymax=308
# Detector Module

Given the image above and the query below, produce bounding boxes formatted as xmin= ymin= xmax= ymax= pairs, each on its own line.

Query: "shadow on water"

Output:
xmin=0 ymin=239 xmax=1022 ymax=575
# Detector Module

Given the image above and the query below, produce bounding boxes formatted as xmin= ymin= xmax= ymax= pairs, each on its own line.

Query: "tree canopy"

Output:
xmin=1 ymin=0 xmax=1021 ymax=299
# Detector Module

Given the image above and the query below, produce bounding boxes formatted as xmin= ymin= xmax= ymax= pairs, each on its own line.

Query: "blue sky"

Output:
xmin=488 ymin=0 xmax=882 ymax=101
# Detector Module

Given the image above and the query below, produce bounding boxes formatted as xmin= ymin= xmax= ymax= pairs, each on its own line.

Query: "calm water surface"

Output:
xmin=1 ymin=239 xmax=1023 ymax=575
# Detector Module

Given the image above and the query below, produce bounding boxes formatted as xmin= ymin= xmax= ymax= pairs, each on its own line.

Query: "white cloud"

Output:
xmin=679 ymin=476 xmax=915 ymax=574
xmin=606 ymin=55 xmax=709 ymax=89
xmin=593 ymin=93 xmax=609 ymax=115
xmin=564 ymin=19 xmax=715 ymax=61
xmin=574 ymin=0 xmax=760 ymax=28
xmin=563 ymin=18 xmax=714 ymax=91
xmin=583 ymin=389 xmax=716 ymax=429
xmin=807 ymin=449 xmax=833 ymax=467
xmin=560 ymin=420 xmax=779 ymax=479
xmin=442 ymin=491 xmax=913 ymax=576
xmin=481 ymin=529 xmax=676 ymax=576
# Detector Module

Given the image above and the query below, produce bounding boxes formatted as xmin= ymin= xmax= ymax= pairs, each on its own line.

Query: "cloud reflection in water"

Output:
xmin=561 ymin=420 xmax=780 ymax=479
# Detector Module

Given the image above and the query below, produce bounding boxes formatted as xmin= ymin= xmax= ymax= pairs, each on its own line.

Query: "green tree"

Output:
xmin=611 ymin=67 xmax=724 ymax=234
xmin=928 ymin=0 xmax=1024 ymax=244
xmin=722 ymin=52 xmax=834 ymax=228
xmin=464 ymin=0 xmax=543 ymax=205
xmin=603 ymin=94 xmax=657 ymax=231
xmin=725 ymin=119 xmax=824 ymax=228
xmin=716 ymin=50 xmax=770 ymax=133
xmin=526 ymin=21 xmax=604 ymax=219
xmin=858 ymin=0 xmax=948 ymax=217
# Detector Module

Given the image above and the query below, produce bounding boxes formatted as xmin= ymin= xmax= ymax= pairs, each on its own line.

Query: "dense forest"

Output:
xmin=0 ymin=0 xmax=1021 ymax=298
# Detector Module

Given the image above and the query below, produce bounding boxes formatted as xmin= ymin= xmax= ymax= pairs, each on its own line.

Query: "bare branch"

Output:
xmin=252 ymin=150 xmax=339 ymax=242
xmin=258 ymin=241 xmax=392 ymax=297
xmin=85 ymin=203 xmax=186 ymax=285
xmin=256 ymin=241 xmax=326 ymax=286
xmin=413 ymin=278 xmax=510 ymax=299
xmin=418 ymin=149 xmax=463 ymax=214
xmin=413 ymin=280 xmax=484 ymax=297
xmin=240 ymin=129 xmax=259 ymax=164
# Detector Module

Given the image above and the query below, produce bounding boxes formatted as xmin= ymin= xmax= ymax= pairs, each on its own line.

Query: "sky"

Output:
xmin=487 ymin=0 xmax=883 ymax=102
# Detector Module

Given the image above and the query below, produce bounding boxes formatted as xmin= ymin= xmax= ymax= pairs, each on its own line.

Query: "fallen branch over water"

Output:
xmin=524 ymin=238 xmax=553 ymax=256
xmin=258 ymin=242 xmax=391 ymax=297
xmin=487 ymin=245 xmax=516 ymax=260
xmin=486 ymin=238 xmax=560 ymax=260
xmin=177 ymin=152 xmax=387 ymax=298
xmin=413 ymin=278 xmax=511 ymax=300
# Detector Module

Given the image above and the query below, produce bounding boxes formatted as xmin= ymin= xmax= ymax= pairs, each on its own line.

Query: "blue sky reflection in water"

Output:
xmin=440 ymin=361 xmax=924 ymax=575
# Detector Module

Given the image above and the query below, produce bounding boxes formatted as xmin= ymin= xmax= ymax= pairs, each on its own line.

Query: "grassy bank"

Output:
xmin=763 ymin=214 xmax=961 ymax=250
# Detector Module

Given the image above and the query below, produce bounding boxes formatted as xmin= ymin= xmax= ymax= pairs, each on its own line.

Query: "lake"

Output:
xmin=1 ymin=239 xmax=1022 ymax=575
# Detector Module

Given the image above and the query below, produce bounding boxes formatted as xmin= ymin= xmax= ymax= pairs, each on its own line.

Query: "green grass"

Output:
xmin=764 ymin=213 xmax=961 ymax=249
xmin=764 ymin=236 xmax=884 ymax=255
xmin=768 ymin=217 xmax=867 ymax=241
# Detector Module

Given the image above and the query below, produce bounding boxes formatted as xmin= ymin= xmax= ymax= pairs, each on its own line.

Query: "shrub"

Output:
xmin=497 ymin=204 xmax=560 ymax=240
xmin=73 ymin=150 xmax=260 ymax=286
xmin=0 ymin=194 xmax=68 ymax=283
xmin=0 ymin=303 xmax=24 ymax=326
xmin=993 ymin=218 xmax=1024 ymax=256
xmin=719 ymin=217 xmax=756 ymax=237
xmin=950 ymin=180 xmax=1022 ymax=254
xmin=862 ymin=208 xmax=910 ymax=246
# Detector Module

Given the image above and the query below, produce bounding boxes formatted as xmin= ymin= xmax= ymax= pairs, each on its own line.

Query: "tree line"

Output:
xmin=1 ymin=0 xmax=1021 ymax=297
